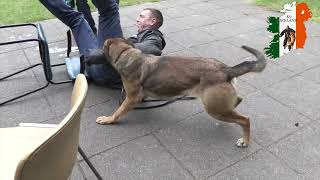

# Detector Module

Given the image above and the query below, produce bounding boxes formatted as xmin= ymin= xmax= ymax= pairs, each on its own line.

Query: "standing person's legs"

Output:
xmin=76 ymin=0 xmax=97 ymax=34
xmin=39 ymin=0 xmax=97 ymax=56
xmin=40 ymin=0 xmax=122 ymax=86
xmin=92 ymin=0 xmax=123 ymax=48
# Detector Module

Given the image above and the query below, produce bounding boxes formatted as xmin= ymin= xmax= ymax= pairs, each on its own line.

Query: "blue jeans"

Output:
xmin=76 ymin=0 xmax=97 ymax=34
xmin=39 ymin=0 xmax=123 ymax=85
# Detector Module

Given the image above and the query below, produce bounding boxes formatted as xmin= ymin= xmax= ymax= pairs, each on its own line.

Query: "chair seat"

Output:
xmin=0 ymin=127 xmax=54 ymax=179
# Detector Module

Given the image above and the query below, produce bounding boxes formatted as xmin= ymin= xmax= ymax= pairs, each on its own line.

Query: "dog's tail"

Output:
xmin=225 ymin=46 xmax=266 ymax=79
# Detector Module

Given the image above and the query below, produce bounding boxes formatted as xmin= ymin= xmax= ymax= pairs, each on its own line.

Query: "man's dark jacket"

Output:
xmin=127 ymin=29 xmax=166 ymax=56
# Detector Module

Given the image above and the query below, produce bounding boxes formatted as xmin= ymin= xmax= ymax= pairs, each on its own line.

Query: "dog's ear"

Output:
xmin=123 ymin=39 xmax=135 ymax=48
xmin=103 ymin=38 xmax=118 ymax=63
xmin=104 ymin=38 xmax=134 ymax=64
xmin=104 ymin=38 xmax=116 ymax=55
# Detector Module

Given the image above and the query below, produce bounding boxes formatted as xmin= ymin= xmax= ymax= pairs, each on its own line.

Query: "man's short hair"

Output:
xmin=144 ymin=8 xmax=163 ymax=29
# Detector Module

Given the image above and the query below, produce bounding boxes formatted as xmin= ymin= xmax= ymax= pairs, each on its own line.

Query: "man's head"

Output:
xmin=136 ymin=8 xmax=163 ymax=33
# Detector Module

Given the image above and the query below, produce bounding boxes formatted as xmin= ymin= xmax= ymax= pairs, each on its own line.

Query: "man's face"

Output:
xmin=136 ymin=10 xmax=156 ymax=33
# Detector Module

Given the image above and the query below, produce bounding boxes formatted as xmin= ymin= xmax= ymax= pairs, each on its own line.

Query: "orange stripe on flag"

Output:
xmin=296 ymin=3 xmax=312 ymax=48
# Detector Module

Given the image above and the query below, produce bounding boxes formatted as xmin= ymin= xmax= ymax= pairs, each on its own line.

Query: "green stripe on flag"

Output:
xmin=264 ymin=17 xmax=279 ymax=59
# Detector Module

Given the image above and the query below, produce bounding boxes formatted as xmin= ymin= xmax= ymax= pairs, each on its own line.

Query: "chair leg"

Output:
xmin=0 ymin=63 xmax=42 ymax=81
xmin=0 ymin=81 xmax=50 ymax=106
xmin=78 ymin=147 xmax=103 ymax=180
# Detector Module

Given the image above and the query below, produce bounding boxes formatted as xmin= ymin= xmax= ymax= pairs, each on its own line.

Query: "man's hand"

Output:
xmin=83 ymin=49 xmax=107 ymax=66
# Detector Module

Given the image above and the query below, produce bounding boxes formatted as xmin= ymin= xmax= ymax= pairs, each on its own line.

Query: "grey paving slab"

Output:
xmin=0 ymin=49 xmax=30 ymax=73
xmin=186 ymin=1 xmax=224 ymax=14
xmin=24 ymin=40 xmax=77 ymax=65
xmin=159 ymin=18 xmax=192 ymax=35
xmin=80 ymin=135 xmax=194 ymax=180
xmin=176 ymin=14 xmax=221 ymax=28
xmin=272 ymin=48 xmax=320 ymax=74
xmin=41 ymin=78 xmax=120 ymax=116
xmin=70 ymin=163 xmax=86 ymax=180
xmin=300 ymin=65 xmax=320 ymax=84
xmin=236 ymin=78 xmax=258 ymax=97
xmin=9 ymin=25 xmax=38 ymax=49
xmin=224 ymin=29 xmax=272 ymax=51
xmin=191 ymin=40 xmax=254 ymax=66
xmin=37 ymin=18 xmax=68 ymax=43
xmin=203 ymin=7 xmax=246 ymax=22
xmin=120 ymin=15 xmax=136 ymax=29
xmin=40 ymin=82 xmax=74 ymax=116
xmin=265 ymin=76 xmax=320 ymax=120
xmin=165 ymin=0 xmax=208 ymax=7
xmin=299 ymin=164 xmax=320 ymax=180
xmin=155 ymin=112 xmax=261 ymax=180
xmin=229 ymin=3 xmax=271 ymax=15
xmin=208 ymin=150 xmax=299 ymax=180
xmin=268 ymin=121 xmax=320 ymax=174
xmin=0 ymin=28 xmax=20 ymax=53
xmin=239 ymin=58 xmax=295 ymax=89
xmin=161 ymin=37 xmax=185 ymax=55
xmin=120 ymin=3 xmax=172 ymax=22
xmin=167 ymin=28 xmax=218 ymax=48
xmin=165 ymin=98 xmax=204 ymax=119
xmin=31 ymin=63 xmax=72 ymax=85
xmin=11 ymin=19 xmax=67 ymax=49
xmin=77 ymin=99 xmax=187 ymax=157
xmin=161 ymin=6 xmax=198 ymax=19
xmin=210 ymin=0 xmax=247 ymax=8
xmin=236 ymin=91 xmax=311 ymax=147
xmin=254 ymin=9 xmax=282 ymax=22
xmin=165 ymin=48 xmax=200 ymax=57
xmin=0 ymin=70 xmax=40 ymax=99
xmin=200 ymin=22 xmax=247 ymax=40
xmin=304 ymin=36 xmax=320 ymax=56
xmin=0 ymin=92 xmax=55 ymax=128
xmin=122 ymin=26 xmax=138 ymax=39
xmin=227 ymin=16 xmax=267 ymax=32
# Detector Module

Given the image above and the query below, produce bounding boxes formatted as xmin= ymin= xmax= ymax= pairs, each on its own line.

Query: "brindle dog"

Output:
xmin=87 ymin=38 xmax=267 ymax=147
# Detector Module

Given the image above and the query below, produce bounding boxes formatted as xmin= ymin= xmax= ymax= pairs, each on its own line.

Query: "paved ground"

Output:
xmin=1 ymin=0 xmax=320 ymax=179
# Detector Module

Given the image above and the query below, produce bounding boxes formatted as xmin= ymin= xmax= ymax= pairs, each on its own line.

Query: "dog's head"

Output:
xmin=103 ymin=38 xmax=135 ymax=65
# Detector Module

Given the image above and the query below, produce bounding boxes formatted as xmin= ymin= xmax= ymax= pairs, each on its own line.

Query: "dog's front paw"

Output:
xmin=96 ymin=116 xmax=116 ymax=125
xmin=236 ymin=138 xmax=248 ymax=148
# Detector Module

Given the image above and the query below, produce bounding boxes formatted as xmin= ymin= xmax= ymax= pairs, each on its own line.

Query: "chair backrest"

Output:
xmin=14 ymin=74 xmax=88 ymax=180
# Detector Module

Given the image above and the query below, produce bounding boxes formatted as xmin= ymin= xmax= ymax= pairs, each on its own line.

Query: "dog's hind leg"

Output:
xmin=200 ymin=84 xmax=249 ymax=147
xmin=210 ymin=111 xmax=250 ymax=147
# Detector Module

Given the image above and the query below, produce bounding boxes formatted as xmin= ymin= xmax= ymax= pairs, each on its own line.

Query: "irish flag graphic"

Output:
xmin=265 ymin=2 xmax=312 ymax=59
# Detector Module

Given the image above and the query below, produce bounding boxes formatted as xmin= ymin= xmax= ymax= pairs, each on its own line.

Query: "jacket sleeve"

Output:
xmin=127 ymin=35 xmax=138 ymax=43
xmin=133 ymin=33 xmax=163 ymax=56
